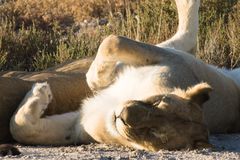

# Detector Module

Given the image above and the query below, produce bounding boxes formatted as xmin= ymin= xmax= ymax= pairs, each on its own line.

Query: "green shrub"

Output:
xmin=0 ymin=0 xmax=239 ymax=71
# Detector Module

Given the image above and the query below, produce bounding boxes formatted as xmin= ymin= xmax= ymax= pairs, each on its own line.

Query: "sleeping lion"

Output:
xmin=7 ymin=0 xmax=240 ymax=152
xmin=10 ymin=34 xmax=240 ymax=150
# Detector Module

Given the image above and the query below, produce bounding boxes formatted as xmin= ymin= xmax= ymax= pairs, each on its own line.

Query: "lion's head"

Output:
xmin=112 ymin=83 xmax=212 ymax=151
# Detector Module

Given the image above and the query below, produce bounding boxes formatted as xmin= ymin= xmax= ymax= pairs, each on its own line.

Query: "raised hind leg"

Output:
xmin=157 ymin=0 xmax=200 ymax=54
xmin=10 ymin=82 xmax=78 ymax=145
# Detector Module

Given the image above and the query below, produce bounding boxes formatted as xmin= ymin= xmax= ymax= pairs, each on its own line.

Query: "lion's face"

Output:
xmin=112 ymin=83 xmax=212 ymax=151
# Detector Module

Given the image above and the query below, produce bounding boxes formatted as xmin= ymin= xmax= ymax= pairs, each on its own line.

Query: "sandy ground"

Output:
xmin=2 ymin=134 xmax=240 ymax=160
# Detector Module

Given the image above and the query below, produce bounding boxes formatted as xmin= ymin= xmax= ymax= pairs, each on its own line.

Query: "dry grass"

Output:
xmin=0 ymin=0 xmax=126 ymax=29
xmin=198 ymin=0 xmax=240 ymax=68
xmin=0 ymin=0 xmax=239 ymax=71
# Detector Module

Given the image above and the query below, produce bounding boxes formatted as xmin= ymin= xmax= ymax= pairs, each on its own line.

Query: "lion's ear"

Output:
xmin=186 ymin=83 xmax=212 ymax=106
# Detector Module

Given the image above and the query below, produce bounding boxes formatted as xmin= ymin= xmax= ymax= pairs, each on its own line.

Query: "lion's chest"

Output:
xmin=83 ymin=65 xmax=173 ymax=112
xmin=109 ymin=66 xmax=172 ymax=100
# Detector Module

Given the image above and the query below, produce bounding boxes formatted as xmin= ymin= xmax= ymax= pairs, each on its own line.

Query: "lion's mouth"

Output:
xmin=113 ymin=111 xmax=130 ymax=138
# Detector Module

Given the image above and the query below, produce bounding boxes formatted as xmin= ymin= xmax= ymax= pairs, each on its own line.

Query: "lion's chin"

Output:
xmin=105 ymin=110 xmax=127 ymax=141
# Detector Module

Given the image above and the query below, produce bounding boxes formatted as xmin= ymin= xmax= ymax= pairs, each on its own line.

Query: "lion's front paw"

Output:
xmin=32 ymin=82 xmax=53 ymax=103
xmin=16 ymin=82 xmax=53 ymax=120
xmin=31 ymin=82 xmax=53 ymax=116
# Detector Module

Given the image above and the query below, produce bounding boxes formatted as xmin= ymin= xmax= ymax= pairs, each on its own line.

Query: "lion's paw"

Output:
xmin=17 ymin=82 xmax=53 ymax=119
xmin=0 ymin=144 xmax=21 ymax=157
xmin=31 ymin=82 xmax=52 ymax=115
xmin=32 ymin=82 xmax=52 ymax=102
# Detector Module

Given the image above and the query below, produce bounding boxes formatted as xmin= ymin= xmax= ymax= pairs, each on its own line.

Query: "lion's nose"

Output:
xmin=118 ymin=101 xmax=151 ymax=127
xmin=119 ymin=107 xmax=131 ymax=126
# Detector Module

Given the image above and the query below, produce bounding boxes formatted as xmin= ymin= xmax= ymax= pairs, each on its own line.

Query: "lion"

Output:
xmin=10 ymin=35 xmax=240 ymax=151
xmin=10 ymin=80 xmax=212 ymax=150
xmin=9 ymin=36 xmax=240 ymax=151
xmin=0 ymin=0 xmax=199 ymax=145
xmin=3 ymin=0 xmax=240 ymax=153
xmin=9 ymin=0 xmax=240 ymax=151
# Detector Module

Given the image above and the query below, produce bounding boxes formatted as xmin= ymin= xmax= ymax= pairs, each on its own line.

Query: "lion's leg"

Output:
xmin=86 ymin=0 xmax=200 ymax=91
xmin=10 ymin=82 xmax=78 ymax=145
xmin=86 ymin=35 xmax=175 ymax=90
xmin=157 ymin=0 xmax=200 ymax=54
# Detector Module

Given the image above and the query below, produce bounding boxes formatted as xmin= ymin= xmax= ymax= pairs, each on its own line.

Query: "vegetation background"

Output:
xmin=0 ymin=0 xmax=239 ymax=71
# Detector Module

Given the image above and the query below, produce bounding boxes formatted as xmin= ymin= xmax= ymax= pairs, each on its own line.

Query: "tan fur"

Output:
xmin=0 ymin=78 xmax=32 ymax=143
xmin=6 ymin=0 xmax=239 ymax=151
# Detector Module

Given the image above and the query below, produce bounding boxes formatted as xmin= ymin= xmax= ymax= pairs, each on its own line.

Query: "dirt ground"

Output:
xmin=2 ymin=134 xmax=240 ymax=160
